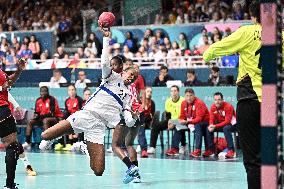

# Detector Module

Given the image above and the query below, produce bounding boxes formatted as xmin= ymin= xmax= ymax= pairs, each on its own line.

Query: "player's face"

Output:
xmin=185 ymin=92 xmax=195 ymax=103
xmin=111 ymin=59 xmax=123 ymax=73
xmin=146 ymin=88 xmax=152 ymax=99
xmin=40 ymin=88 xmax=49 ymax=99
xmin=68 ymin=86 xmax=76 ymax=97
xmin=123 ymin=61 xmax=133 ymax=70
xmin=122 ymin=69 xmax=135 ymax=85
xmin=83 ymin=90 xmax=91 ymax=100
xmin=214 ymin=95 xmax=223 ymax=108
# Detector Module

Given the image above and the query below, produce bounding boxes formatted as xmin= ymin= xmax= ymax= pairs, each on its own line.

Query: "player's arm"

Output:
xmin=123 ymin=95 xmax=139 ymax=127
xmin=215 ymin=106 xmax=234 ymax=129
xmin=203 ymin=27 xmax=247 ymax=62
xmin=8 ymin=92 xmax=20 ymax=109
xmin=6 ymin=58 xmax=26 ymax=89
xmin=100 ymin=28 xmax=112 ymax=79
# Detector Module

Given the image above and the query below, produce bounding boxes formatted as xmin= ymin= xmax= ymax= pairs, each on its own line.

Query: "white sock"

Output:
xmin=20 ymin=154 xmax=31 ymax=168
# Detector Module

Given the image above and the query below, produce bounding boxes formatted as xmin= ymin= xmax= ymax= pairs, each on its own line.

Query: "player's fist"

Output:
xmin=99 ymin=24 xmax=110 ymax=37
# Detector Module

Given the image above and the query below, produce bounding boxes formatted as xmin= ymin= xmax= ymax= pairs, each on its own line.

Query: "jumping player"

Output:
xmin=0 ymin=58 xmax=26 ymax=189
xmin=39 ymin=28 xmax=140 ymax=182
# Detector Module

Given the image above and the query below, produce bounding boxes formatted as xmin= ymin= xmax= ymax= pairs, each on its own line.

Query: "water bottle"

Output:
xmin=71 ymin=69 xmax=76 ymax=84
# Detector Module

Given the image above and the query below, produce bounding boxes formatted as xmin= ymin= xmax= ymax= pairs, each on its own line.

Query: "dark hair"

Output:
xmin=111 ymin=55 xmax=126 ymax=66
xmin=187 ymin=69 xmax=195 ymax=75
xmin=40 ymin=86 xmax=49 ymax=93
xmin=214 ymin=92 xmax=223 ymax=99
xmin=53 ymin=69 xmax=61 ymax=73
xmin=68 ymin=84 xmax=76 ymax=89
xmin=83 ymin=87 xmax=91 ymax=93
xmin=249 ymin=1 xmax=260 ymax=23
xmin=211 ymin=66 xmax=220 ymax=72
xmin=185 ymin=88 xmax=195 ymax=94
xmin=160 ymin=65 xmax=168 ymax=71
xmin=171 ymin=85 xmax=179 ymax=92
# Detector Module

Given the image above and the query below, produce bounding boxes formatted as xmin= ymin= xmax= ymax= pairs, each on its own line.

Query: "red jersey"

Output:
xmin=209 ymin=101 xmax=236 ymax=129
xmin=65 ymin=96 xmax=83 ymax=117
xmin=0 ymin=69 xmax=9 ymax=107
xmin=133 ymin=75 xmax=145 ymax=95
xmin=129 ymin=83 xmax=143 ymax=112
xmin=144 ymin=99 xmax=155 ymax=118
xmin=35 ymin=96 xmax=63 ymax=118
xmin=179 ymin=97 xmax=209 ymax=124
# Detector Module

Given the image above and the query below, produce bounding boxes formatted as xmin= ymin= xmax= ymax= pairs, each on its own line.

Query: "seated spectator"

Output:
xmin=20 ymin=36 xmax=30 ymax=51
xmin=123 ymin=31 xmax=136 ymax=52
xmin=154 ymin=14 xmax=163 ymax=24
xmin=57 ymin=46 xmax=68 ymax=59
xmin=184 ymin=69 xmax=202 ymax=86
xmin=50 ymin=69 xmax=67 ymax=87
xmin=208 ymin=92 xmax=237 ymax=158
xmin=77 ymin=47 xmax=85 ymax=58
xmin=55 ymin=84 xmax=84 ymax=151
xmin=28 ymin=35 xmax=41 ymax=59
xmin=148 ymin=85 xmax=185 ymax=154
xmin=87 ymin=32 xmax=102 ymax=57
xmin=210 ymin=11 xmax=221 ymax=22
xmin=197 ymin=35 xmax=210 ymax=55
xmin=68 ymin=53 xmax=87 ymax=68
xmin=178 ymin=33 xmax=188 ymax=54
xmin=175 ymin=7 xmax=189 ymax=24
xmin=138 ymin=87 xmax=155 ymax=156
xmin=141 ymin=38 xmax=150 ymax=53
xmin=123 ymin=45 xmax=134 ymax=59
xmin=0 ymin=37 xmax=9 ymax=52
xmin=20 ymin=43 xmax=33 ymax=59
xmin=153 ymin=65 xmax=174 ymax=86
xmin=163 ymin=36 xmax=172 ymax=51
xmin=233 ymin=3 xmax=244 ymax=20
xmin=165 ymin=13 xmax=176 ymax=24
xmin=137 ymin=46 xmax=148 ymax=58
xmin=75 ymin=70 xmax=91 ymax=88
xmin=207 ymin=66 xmax=226 ymax=86
xmin=22 ymin=86 xmax=63 ymax=150
xmin=4 ymin=47 xmax=18 ymax=71
xmin=155 ymin=30 xmax=164 ymax=45
xmin=84 ymin=41 xmax=97 ymax=57
xmin=82 ymin=87 xmax=92 ymax=105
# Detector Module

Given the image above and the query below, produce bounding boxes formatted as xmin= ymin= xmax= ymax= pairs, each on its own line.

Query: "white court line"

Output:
xmin=226 ymin=171 xmax=237 ymax=174
xmin=63 ymin=175 xmax=75 ymax=177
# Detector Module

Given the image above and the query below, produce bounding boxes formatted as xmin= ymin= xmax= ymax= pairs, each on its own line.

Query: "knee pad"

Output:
xmin=5 ymin=142 xmax=23 ymax=162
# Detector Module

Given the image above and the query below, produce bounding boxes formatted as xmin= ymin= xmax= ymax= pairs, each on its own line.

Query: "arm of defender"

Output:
xmin=203 ymin=27 xmax=247 ymax=62
xmin=123 ymin=95 xmax=139 ymax=127
xmin=7 ymin=58 xmax=26 ymax=87
xmin=8 ymin=92 xmax=20 ymax=109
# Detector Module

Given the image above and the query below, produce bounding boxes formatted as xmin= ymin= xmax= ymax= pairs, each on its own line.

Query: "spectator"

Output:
xmin=141 ymin=38 xmax=150 ymax=53
xmin=223 ymin=27 xmax=232 ymax=38
xmin=57 ymin=46 xmax=67 ymax=59
xmin=195 ymin=7 xmax=210 ymax=22
xmin=164 ymin=36 xmax=171 ymax=50
xmin=153 ymin=65 xmax=174 ymax=86
xmin=50 ymin=69 xmax=67 ymax=87
xmin=142 ymin=29 xmax=154 ymax=40
xmin=87 ymin=33 xmax=102 ymax=57
xmin=208 ymin=92 xmax=237 ymax=158
xmin=77 ymin=47 xmax=85 ymax=58
xmin=197 ymin=35 xmax=210 ymax=54
xmin=55 ymin=84 xmax=84 ymax=151
xmin=168 ymin=41 xmax=181 ymax=57
xmin=166 ymin=13 xmax=176 ymax=24
xmin=82 ymin=87 xmax=92 ymax=105
xmin=20 ymin=43 xmax=33 ymax=59
xmin=75 ymin=70 xmax=91 ymax=88
xmin=20 ymin=36 xmax=30 ymax=52
xmin=148 ymin=85 xmax=185 ymax=154
xmin=28 ymin=35 xmax=41 ymax=59
xmin=184 ymin=69 xmax=202 ymax=86
xmin=58 ymin=15 xmax=71 ymax=45
xmin=22 ymin=86 xmax=63 ymax=150
xmin=108 ymin=31 xmax=117 ymax=46
xmin=220 ymin=8 xmax=233 ymax=22
xmin=210 ymin=11 xmax=221 ymax=22
xmin=11 ymin=37 xmax=20 ymax=49
xmin=178 ymin=33 xmax=188 ymax=54
xmin=123 ymin=45 xmax=134 ymax=59
xmin=68 ymin=53 xmax=87 ymax=68
xmin=154 ymin=14 xmax=163 ymax=25
xmin=0 ymin=37 xmax=9 ymax=52
xmin=233 ymin=3 xmax=244 ymax=20
xmin=4 ymin=47 xmax=18 ymax=71
xmin=138 ymin=87 xmax=155 ymax=155
xmin=84 ymin=41 xmax=97 ymax=57
xmin=175 ymin=7 xmax=189 ymax=24
xmin=208 ymin=66 xmax=226 ymax=86
xmin=155 ymin=30 xmax=164 ymax=45
xmin=123 ymin=31 xmax=136 ymax=52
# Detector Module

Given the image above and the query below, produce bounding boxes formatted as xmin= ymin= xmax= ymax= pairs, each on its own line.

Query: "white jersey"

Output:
xmin=82 ymin=37 xmax=136 ymax=128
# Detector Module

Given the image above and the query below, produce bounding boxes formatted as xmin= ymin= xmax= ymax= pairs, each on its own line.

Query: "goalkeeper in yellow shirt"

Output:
xmin=203 ymin=1 xmax=262 ymax=188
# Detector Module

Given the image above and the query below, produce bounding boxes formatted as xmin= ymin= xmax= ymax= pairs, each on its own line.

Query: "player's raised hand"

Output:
xmin=99 ymin=23 xmax=110 ymax=38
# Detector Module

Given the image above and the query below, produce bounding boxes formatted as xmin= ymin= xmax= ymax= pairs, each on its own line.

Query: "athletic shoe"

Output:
xmin=106 ymin=147 xmax=113 ymax=153
xmin=26 ymin=165 xmax=37 ymax=176
xmin=133 ymin=172 xmax=141 ymax=183
xmin=225 ymin=150 xmax=236 ymax=159
xmin=3 ymin=183 xmax=18 ymax=189
xmin=54 ymin=143 xmax=63 ymax=151
xmin=39 ymin=140 xmax=54 ymax=151
xmin=71 ymin=142 xmax=83 ymax=151
xmin=62 ymin=144 xmax=72 ymax=151
xmin=123 ymin=165 xmax=139 ymax=184
xmin=147 ymin=147 xmax=156 ymax=154
xmin=202 ymin=150 xmax=214 ymax=157
xmin=79 ymin=142 xmax=89 ymax=155
xmin=136 ymin=145 xmax=141 ymax=153
xmin=179 ymin=146 xmax=186 ymax=155
xmin=190 ymin=149 xmax=201 ymax=158
xmin=141 ymin=150 xmax=148 ymax=158
xmin=22 ymin=142 xmax=31 ymax=150
xmin=165 ymin=148 xmax=179 ymax=156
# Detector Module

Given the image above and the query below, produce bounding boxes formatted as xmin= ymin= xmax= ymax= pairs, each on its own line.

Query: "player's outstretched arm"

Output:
xmin=100 ymin=27 xmax=112 ymax=79
xmin=203 ymin=27 xmax=246 ymax=62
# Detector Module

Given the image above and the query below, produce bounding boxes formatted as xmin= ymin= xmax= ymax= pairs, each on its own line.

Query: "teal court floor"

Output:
xmin=0 ymin=150 xmax=247 ymax=189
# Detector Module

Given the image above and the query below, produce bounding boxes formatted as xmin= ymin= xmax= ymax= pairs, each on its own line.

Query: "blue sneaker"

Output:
xmin=123 ymin=165 xmax=139 ymax=184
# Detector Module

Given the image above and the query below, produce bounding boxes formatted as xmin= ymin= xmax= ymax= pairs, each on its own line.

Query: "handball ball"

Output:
xmin=98 ymin=12 xmax=115 ymax=28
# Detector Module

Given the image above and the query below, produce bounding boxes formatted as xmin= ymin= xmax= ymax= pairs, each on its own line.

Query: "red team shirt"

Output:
xmin=65 ymin=96 xmax=83 ymax=115
xmin=129 ymin=83 xmax=143 ymax=112
xmin=179 ymin=97 xmax=209 ymax=124
xmin=209 ymin=101 xmax=236 ymax=129
xmin=35 ymin=97 xmax=63 ymax=118
xmin=0 ymin=69 xmax=9 ymax=107
xmin=133 ymin=75 xmax=145 ymax=95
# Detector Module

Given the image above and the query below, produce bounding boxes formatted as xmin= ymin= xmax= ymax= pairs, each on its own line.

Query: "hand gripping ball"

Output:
xmin=98 ymin=12 xmax=115 ymax=28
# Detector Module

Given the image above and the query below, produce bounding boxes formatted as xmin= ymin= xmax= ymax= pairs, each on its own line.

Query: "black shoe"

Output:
xmin=3 ymin=183 xmax=19 ymax=189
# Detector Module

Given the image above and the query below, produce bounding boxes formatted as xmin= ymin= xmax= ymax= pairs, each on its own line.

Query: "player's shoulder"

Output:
xmin=238 ymin=24 xmax=261 ymax=33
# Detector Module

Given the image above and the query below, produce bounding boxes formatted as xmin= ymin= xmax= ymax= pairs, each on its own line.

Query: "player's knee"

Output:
xmin=5 ymin=142 xmax=23 ymax=162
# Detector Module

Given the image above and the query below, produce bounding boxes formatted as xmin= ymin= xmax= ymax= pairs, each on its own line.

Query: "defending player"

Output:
xmin=39 ymin=27 xmax=140 ymax=182
xmin=0 ymin=58 xmax=26 ymax=189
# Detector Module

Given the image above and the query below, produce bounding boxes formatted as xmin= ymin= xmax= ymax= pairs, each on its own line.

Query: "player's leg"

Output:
xmin=112 ymin=123 xmax=129 ymax=160
xmin=1 ymin=116 xmax=23 ymax=188
xmin=237 ymin=100 xmax=260 ymax=189
xmin=23 ymin=119 xmax=39 ymax=150
xmin=19 ymin=152 xmax=37 ymax=176
xmin=86 ymin=141 xmax=105 ymax=176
